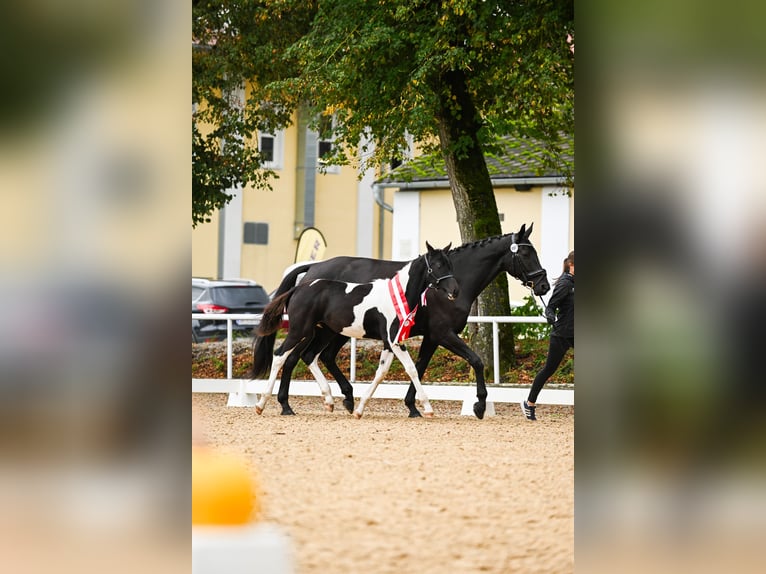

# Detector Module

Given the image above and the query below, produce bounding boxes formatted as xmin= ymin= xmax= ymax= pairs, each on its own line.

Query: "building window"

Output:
xmin=243 ymin=222 xmax=269 ymax=245
xmin=316 ymin=115 xmax=340 ymax=174
xmin=260 ymin=130 xmax=283 ymax=169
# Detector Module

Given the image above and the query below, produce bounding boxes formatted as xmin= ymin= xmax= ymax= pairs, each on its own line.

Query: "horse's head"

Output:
xmin=424 ymin=242 xmax=459 ymax=301
xmin=505 ymin=223 xmax=550 ymax=295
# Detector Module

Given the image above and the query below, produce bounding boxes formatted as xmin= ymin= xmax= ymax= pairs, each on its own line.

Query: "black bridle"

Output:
xmin=423 ymin=253 xmax=455 ymax=291
xmin=509 ymin=234 xmax=549 ymax=309
xmin=509 ymin=235 xmax=546 ymax=286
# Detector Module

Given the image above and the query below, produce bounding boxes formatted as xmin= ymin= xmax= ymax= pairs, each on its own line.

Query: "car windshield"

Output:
xmin=209 ymin=286 xmax=269 ymax=307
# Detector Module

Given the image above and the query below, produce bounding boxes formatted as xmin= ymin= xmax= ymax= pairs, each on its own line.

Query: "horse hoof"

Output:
xmin=424 ymin=412 xmax=435 ymax=419
xmin=408 ymin=411 xmax=422 ymax=418
xmin=324 ymin=403 xmax=334 ymax=413
xmin=353 ymin=411 xmax=362 ymax=419
xmin=255 ymin=406 xmax=263 ymax=415
xmin=473 ymin=403 xmax=486 ymax=420
xmin=343 ymin=400 xmax=355 ymax=414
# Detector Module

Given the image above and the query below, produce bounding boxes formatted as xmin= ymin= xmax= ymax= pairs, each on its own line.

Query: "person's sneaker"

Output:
xmin=520 ymin=400 xmax=537 ymax=421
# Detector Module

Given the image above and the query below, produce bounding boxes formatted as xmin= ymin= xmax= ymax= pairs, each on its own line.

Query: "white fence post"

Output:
xmin=226 ymin=318 xmax=233 ymax=379
xmin=492 ymin=320 xmax=500 ymax=384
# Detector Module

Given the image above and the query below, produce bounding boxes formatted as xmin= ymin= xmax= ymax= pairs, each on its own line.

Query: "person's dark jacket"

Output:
xmin=544 ymin=272 xmax=574 ymax=338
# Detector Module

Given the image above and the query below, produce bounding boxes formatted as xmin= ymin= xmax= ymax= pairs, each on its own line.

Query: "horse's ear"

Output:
xmin=426 ymin=241 xmax=434 ymax=253
xmin=525 ymin=222 xmax=534 ymax=238
xmin=518 ymin=223 xmax=527 ymax=238
xmin=443 ymin=242 xmax=452 ymax=253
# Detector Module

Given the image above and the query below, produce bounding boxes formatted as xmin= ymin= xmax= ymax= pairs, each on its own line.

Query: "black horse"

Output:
xmin=254 ymin=223 xmax=549 ymax=419
xmin=252 ymin=243 xmax=459 ymax=417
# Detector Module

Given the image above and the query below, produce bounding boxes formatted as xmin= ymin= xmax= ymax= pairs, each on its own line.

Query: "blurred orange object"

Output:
xmin=192 ymin=447 xmax=259 ymax=525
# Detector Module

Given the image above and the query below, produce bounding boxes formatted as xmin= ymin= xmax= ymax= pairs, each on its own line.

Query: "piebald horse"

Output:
xmin=252 ymin=243 xmax=458 ymax=417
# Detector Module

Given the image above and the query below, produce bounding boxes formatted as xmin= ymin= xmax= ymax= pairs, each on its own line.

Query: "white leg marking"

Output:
xmin=308 ymin=357 xmax=335 ymax=411
xmin=255 ymin=349 xmax=291 ymax=413
xmin=354 ymin=349 xmax=395 ymax=418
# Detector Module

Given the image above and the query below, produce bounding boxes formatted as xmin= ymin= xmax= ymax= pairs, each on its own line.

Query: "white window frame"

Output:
xmin=260 ymin=129 xmax=284 ymax=170
xmin=316 ymin=115 xmax=340 ymax=174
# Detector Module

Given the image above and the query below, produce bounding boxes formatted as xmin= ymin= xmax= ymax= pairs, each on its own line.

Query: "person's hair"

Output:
xmin=562 ymin=251 xmax=574 ymax=274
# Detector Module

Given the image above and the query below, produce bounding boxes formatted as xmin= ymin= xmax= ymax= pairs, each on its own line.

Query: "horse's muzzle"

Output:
xmin=533 ymin=279 xmax=550 ymax=296
xmin=444 ymin=286 xmax=459 ymax=301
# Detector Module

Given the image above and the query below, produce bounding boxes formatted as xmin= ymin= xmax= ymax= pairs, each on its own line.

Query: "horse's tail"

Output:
xmin=274 ymin=263 xmax=314 ymax=298
xmin=257 ymin=289 xmax=293 ymax=337
xmin=251 ymin=288 xmax=295 ymax=378
xmin=252 ymin=332 xmax=276 ymax=378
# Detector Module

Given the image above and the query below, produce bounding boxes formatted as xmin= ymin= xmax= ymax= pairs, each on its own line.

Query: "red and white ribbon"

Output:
xmin=388 ymin=277 xmax=430 ymax=343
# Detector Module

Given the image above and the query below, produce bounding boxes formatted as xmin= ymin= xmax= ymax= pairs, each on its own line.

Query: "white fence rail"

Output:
xmin=192 ymin=313 xmax=574 ymax=412
xmin=192 ymin=313 xmax=548 ymax=383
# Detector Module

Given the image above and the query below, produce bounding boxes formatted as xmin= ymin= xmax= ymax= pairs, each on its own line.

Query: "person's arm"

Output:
xmin=546 ymin=276 xmax=570 ymax=315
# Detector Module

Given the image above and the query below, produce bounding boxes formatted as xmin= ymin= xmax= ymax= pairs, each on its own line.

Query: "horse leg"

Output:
xmin=255 ymin=343 xmax=295 ymax=414
xmin=353 ymin=349 xmax=395 ymax=419
xmin=319 ymin=336 xmax=355 ymax=413
xmin=391 ymin=344 xmax=434 ymax=418
xmin=303 ymin=330 xmax=348 ymax=412
xmin=405 ymin=337 xmax=439 ymax=418
xmin=437 ymin=332 xmax=487 ymax=419
xmin=276 ymin=348 xmax=304 ymax=415
xmin=306 ymin=356 xmax=336 ymax=412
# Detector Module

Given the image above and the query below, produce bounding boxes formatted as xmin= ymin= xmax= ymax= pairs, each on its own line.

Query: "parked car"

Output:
xmin=192 ymin=278 xmax=270 ymax=342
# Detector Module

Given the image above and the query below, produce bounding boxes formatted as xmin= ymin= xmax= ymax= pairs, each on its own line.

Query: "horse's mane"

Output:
xmin=450 ymin=233 xmax=514 ymax=255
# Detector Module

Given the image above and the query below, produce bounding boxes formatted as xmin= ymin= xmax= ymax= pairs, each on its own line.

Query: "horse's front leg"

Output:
xmin=437 ymin=332 xmax=487 ymax=419
xmin=353 ymin=349 xmax=395 ymax=419
xmin=391 ymin=344 xmax=434 ymax=418
xmin=405 ymin=337 xmax=439 ymax=418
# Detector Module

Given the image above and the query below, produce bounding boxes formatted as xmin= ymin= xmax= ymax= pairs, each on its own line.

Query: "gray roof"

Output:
xmin=377 ymin=134 xmax=573 ymax=188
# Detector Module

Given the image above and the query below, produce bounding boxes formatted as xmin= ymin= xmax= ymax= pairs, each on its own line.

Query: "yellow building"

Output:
xmin=192 ymin=125 xmax=573 ymax=303
xmin=192 ymin=106 xmax=394 ymax=292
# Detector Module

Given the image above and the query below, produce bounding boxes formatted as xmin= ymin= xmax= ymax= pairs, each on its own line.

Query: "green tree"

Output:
xmin=192 ymin=0 xmax=316 ymax=226
xmin=192 ymin=0 xmax=573 ymax=374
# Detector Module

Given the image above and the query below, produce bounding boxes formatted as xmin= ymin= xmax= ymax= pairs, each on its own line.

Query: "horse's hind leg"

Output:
xmin=319 ymin=335 xmax=354 ymax=413
xmin=353 ymin=349 xmax=395 ymax=419
xmin=301 ymin=328 xmax=344 ymax=412
xmin=255 ymin=344 xmax=295 ymax=414
xmin=306 ymin=357 xmax=335 ymax=412
xmin=391 ymin=345 xmax=434 ymax=418
xmin=276 ymin=348 xmax=304 ymax=415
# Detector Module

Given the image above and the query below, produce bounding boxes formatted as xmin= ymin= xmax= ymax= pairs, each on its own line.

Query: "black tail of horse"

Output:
xmin=252 ymin=289 xmax=295 ymax=378
xmin=252 ymin=332 xmax=277 ymax=378
xmin=257 ymin=289 xmax=293 ymax=337
xmin=273 ymin=263 xmax=313 ymax=298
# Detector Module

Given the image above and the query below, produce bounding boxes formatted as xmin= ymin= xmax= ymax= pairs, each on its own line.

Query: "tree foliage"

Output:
xmin=192 ymin=0 xmax=316 ymax=226
xmin=286 ymin=0 xmax=573 ymax=169
xmin=192 ymin=0 xmax=573 ymax=223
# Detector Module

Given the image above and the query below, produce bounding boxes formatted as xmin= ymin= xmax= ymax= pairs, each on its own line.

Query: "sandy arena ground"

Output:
xmin=193 ymin=393 xmax=574 ymax=574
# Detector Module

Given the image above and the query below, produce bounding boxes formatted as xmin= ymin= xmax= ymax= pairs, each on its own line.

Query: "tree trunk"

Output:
xmin=435 ymin=69 xmax=515 ymax=379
